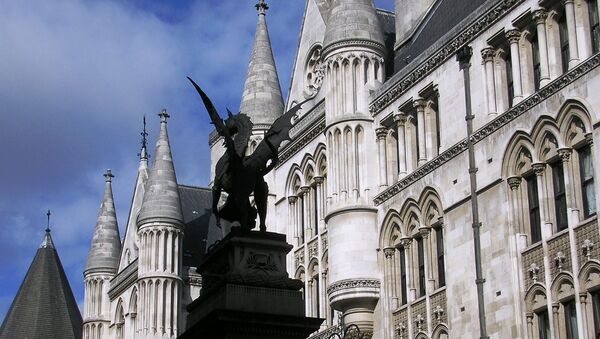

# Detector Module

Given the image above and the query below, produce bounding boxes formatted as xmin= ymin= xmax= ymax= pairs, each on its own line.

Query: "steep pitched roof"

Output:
xmin=239 ymin=1 xmax=285 ymax=126
xmin=137 ymin=110 xmax=184 ymax=226
xmin=0 ymin=230 xmax=82 ymax=339
xmin=85 ymin=170 xmax=122 ymax=274
xmin=179 ymin=185 xmax=223 ymax=267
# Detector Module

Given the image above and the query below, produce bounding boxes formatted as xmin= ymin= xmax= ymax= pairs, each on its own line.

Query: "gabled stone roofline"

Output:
xmin=370 ymin=0 xmax=515 ymax=115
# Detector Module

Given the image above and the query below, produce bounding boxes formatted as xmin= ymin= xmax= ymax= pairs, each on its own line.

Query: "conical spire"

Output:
xmin=85 ymin=169 xmax=121 ymax=274
xmin=323 ymin=0 xmax=385 ymax=56
xmin=0 ymin=222 xmax=82 ymax=339
xmin=136 ymin=110 xmax=183 ymax=226
xmin=239 ymin=0 xmax=285 ymax=126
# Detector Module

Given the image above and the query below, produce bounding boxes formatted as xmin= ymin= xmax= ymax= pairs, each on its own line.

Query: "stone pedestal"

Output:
xmin=180 ymin=228 xmax=323 ymax=339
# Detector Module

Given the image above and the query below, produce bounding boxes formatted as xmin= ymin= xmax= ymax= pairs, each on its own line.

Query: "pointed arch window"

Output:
xmin=399 ymin=246 xmax=408 ymax=305
xmin=563 ymin=299 xmax=579 ymax=339
xmin=551 ymin=161 xmax=568 ymax=232
xmin=416 ymin=237 xmax=426 ymax=297
xmin=559 ymin=13 xmax=570 ymax=73
xmin=589 ymin=0 xmax=600 ymax=53
xmin=526 ymin=174 xmax=542 ymax=243
xmin=435 ymin=227 xmax=446 ymax=288
xmin=579 ymin=144 xmax=596 ymax=218
xmin=536 ymin=309 xmax=550 ymax=339
xmin=531 ymin=31 xmax=542 ymax=91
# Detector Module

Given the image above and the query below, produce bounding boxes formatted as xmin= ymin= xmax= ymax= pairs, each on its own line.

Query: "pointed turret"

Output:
xmin=0 ymin=215 xmax=82 ymax=339
xmin=322 ymin=0 xmax=385 ymax=57
xmin=239 ymin=0 xmax=285 ymax=126
xmin=85 ymin=169 xmax=121 ymax=275
xmin=137 ymin=109 xmax=183 ymax=226
xmin=118 ymin=117 xmax=150 ymax=270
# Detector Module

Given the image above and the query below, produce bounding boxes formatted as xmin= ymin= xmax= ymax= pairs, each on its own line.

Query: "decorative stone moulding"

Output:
xmin=304 ymin=45 xmax=325 ymax=99
xmin=374 ymin=53 xmax=600 ymax=205
xmin=322 ymin=39 xmax=386 ymax=59
xmin=370 ymin=0 xmax=525 ymax=115
xmin=326 ymin=278 xmax=380 ymax=303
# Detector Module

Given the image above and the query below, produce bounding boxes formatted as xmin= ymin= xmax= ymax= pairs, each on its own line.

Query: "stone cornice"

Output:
xmin=108 ymin=259 xmax=138 ymax=300
xmin=369 ymin=0 xmax=524 ymax=115
xmin=322 ymin=39 xmax=386 ymax=59
xmin=277 ymin=115 xmax=326 ymax=168
xmin=327 ymin=278 xmax=380 ymax=296
xmin=373 ymin=53 xmax=600 ymax=206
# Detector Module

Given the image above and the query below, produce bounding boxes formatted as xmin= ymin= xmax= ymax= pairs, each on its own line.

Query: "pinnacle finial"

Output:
xmin=104 ymin=169 xmax=114 ymax=182
xmin=46 ymin=210 xmax=51 ymax=233
xmin=159 ymin=109 xmax=170 ymax=123
xmin=255 ymin=0 xmax=268 ymax=14
xmin=138 ymin=115 xmax=149 ymax=160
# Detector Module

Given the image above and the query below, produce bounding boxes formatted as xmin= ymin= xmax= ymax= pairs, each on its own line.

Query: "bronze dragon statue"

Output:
xmin=188 ymin=77 xmax=309 ymax=232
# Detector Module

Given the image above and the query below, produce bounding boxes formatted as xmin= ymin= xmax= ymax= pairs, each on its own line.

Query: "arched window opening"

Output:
xmin=579 ymin=144 xmax=596 ymax=218
xmin=589 ymin=0 xmax=600 ymax=53
xmin=559 ymin=13 xmax=570 ymax=73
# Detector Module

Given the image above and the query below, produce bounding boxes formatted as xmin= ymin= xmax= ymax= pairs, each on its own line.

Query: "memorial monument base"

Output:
xmin=179 ymin=228 xmax=323 ymax=339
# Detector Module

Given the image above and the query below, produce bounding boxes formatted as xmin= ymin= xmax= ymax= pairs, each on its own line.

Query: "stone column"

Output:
xmin=508 ymin=176 xmax=523 ymax=234
xmin=526 ymin=313 xmax=534 ymax=339
xmin=414 ymin=99 xmax=427 ymax=165
xmin=394 ymin=113 xmax=408 ymax=177
xmin=400 ymin=237 xmax=415 ymax=302
xmin=288 ymin=196 xmax=298 ymax=244
xmin=424 ymin=100 xmax=436 ymax=159
xmin=314 ymin=176 xmax=324 ymax=223
xmin=405 ymin=116 xmax=416 ymax=174
xmin=481 ymin=47 xmax=497 ymax=115
xmin=579 ymin=293 xmax=589 ymax=337
xmin=563 ymin=0 xmax=580 ymax=69
xmin=384 ymin=248 xmax=398 ymax=309
xmin=533 ymin=9 xmax=551 ymax=86
xmin=506 ymin=29 xmax=524 ymax=103
xmin=301 ymin=186 xmax=311 ymax=241
xmin=419 ymin=227 xmax=435 ymax=293
xmin=558 ymin=148 xmax=580 ymax=223
xmin=552 ymin=303 xmax=560 ymax=338
xmin=376 ymin=127 xmax=389 ymax=189
xmin=532 ymin=163 xmax=551 ymax=238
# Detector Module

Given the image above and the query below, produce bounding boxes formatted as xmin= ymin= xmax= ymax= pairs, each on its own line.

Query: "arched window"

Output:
xmin=115 ymin=299 xmax=125 ymax=339
xmin=559 ymin=12 xmax=570 ymax=73
xmin=588 ymin=0 xmax=600 ymax=53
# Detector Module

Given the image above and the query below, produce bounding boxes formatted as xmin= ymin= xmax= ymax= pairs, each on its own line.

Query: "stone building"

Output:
xmin=82 ymin=0 xmax=600 ymax=338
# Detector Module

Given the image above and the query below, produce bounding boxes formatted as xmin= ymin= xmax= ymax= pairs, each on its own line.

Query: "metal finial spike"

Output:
xmin=104 ymin=169 xmax=114 ymax=182
xmin=138 ymin=115 xmax=149 ymax=160
xmin=255 ymin=0 xmax=268 ymax=14
xmin=159 ymin=108 xmax=170 ymax=122
xmin=46 ymin=210 xmax=51 ymax=232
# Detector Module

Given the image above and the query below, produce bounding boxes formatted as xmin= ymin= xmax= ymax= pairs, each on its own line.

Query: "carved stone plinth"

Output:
xmin=180 ymin=227 xmax=323 ymax=339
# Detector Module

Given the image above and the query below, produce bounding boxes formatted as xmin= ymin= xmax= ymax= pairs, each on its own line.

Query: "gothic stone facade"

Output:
xmin=84 ymin=0 xmax=600 ymax=338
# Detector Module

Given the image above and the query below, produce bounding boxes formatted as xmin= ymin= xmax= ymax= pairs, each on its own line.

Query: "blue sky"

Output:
xmin=0 ymin=0 xmax=394 ymax=320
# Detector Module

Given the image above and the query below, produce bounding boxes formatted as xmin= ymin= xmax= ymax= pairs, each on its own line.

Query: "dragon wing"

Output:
xmin=187 ymin=76 xmax=229 ymax=139
xmin=263 ymin=98 xmax=311 ymax=149
xmin=244 ymin=99 xmax=311 ymax=171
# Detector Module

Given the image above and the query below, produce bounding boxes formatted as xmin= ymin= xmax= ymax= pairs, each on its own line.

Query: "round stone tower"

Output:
xmin=321 ymin=0 xmax=385 ymax=335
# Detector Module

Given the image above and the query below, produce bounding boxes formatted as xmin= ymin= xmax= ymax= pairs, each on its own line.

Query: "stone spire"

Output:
xmin=322 ymin=0 xmax=385 ymax=56
xmin=239 ymin=0 xmax=284 ymax=126
xmin=136 ymin=109 xmax=183 ymax=226
xmin=85 ymin=169 xmax=122 ymax=274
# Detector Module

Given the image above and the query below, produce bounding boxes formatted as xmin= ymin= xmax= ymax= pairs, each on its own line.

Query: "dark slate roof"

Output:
xmin=393 ymin=0 xmax=488 ymax=71
xmin=179 ymin=185 xmax=223 ymax=267
xmin=0 ymin=231 xmax=82 ymax=339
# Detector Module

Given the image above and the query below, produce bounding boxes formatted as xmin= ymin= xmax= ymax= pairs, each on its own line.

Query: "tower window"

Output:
xmin=551 ymin=162 xmax=568 ymax=232
xmin=563 ymin=299 xmax=579 ymax=339
xmin=531 ymin=32 xmax=542 ymax=91
xmin=536 ymin=309 xmax=550 ymax=339
xmin=526 ymin=174 xmax=542 ymax=243
xmin=436 ymin=228 xmax=445 ymax=288
xmin=579 ymin=145 xmax=596 ymax=218
xmin=399 ymin=247 xmax=407 ymax=305
xmin=559 ymin=14 xmax=570 ymax=73
xmin=590 ymin=0 xmax=600 ymax=53
xmin=417 ymin=237 xmax=426 ymax=297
